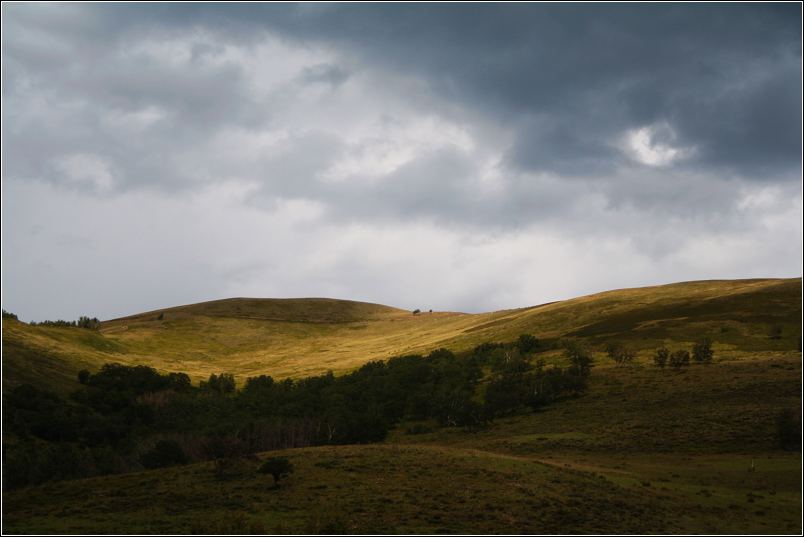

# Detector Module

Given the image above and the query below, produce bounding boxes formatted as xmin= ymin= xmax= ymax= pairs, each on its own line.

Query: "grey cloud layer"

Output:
xmin=296 ymin=3 xmax=801 ymax=177
xmin=93 ymin=2 xmax=800 ymax=177
xmin=5 ymin=4 xmax=800 ymax=195
xmin=2 ymin=3 xmax=801 ymax=319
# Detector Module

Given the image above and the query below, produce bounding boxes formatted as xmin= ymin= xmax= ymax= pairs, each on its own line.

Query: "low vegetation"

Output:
xmin=259 ymin=456 xmax=294 ymax=487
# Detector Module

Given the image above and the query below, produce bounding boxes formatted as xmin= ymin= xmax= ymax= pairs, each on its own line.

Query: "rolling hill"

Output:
xmin=2 ymin=278 xmax=801 ymax=394
xmin=2 ymin=277 xmax=801 ymax=534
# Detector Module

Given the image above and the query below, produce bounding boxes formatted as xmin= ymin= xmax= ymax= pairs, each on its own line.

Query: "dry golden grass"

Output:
xmin=2 ymin=277 xmax=800 ymax=393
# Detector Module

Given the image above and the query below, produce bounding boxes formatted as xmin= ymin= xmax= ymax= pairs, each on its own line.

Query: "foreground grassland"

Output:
xmin=3 ymin=352 xmax=801 ymax=534
xmin=3 ymin=278 xmax=800 ymax=393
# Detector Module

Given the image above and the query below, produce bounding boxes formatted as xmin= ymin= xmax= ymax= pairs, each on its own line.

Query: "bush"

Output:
xmin=259 ymin=456 xmax=294 ymax=487
xmin=654 ymin=347 xmax=669 ymax=368
xmin=517 ymin=334 xmax=540 ymax=353
xmin=668 ymin=349 xmax=690 ymax=369
xmin=2 ymin=309 xmax=18 ymax=320
xmin=692 ymin=338 xmax=714 ymax=363
xmin=565 ymin=341 xmax=594 ymax=376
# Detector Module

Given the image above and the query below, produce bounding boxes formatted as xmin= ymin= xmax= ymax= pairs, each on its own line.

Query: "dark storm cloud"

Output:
xmin=5 ymin=3 xmax=800 ymax=188
xmin=308 ymin=3 xmax=799 ymax=178
xmin=110 ymin=2 xmax=799 ymax=179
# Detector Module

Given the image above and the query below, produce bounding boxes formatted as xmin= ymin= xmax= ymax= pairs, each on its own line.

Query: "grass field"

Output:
xmin=1 ymin=277 xmax=801 ymax=534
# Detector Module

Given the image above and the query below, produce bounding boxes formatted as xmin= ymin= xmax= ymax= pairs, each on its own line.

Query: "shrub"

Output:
xmin=2 ymin=309 xmax=18 ymax=320
xmin=654 ymin=347 xmax=669 ymax=368
xmin=412 ymin=309 xmax=421 ymax=315
xmin=517 ymin=334 xmax=540 ymax=353
xmin=259 ymin=456 xmax=294 ymax=487
xmin=668 ymin=349 xmax=690 ymax=369
xmin=692 ymin=338 xmax=714 ymax=363
xmin=564 ymin=341 xmax=594 ymax=376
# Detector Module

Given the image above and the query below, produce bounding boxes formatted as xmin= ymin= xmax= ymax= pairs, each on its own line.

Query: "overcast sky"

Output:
xmin=2 ymin=3 xmax=802 ymax=321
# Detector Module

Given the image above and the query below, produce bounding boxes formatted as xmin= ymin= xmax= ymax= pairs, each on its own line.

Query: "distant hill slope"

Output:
xmin=106 ymin=297 xmax=407 ymax=324
xmin=2 ymin=278 xmax=800 ymax=394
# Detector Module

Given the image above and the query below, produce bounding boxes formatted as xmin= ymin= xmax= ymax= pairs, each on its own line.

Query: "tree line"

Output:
xmin=28 ymin=316 xmax=101 ymax=330
xmin=2 ymin=335 xmax=593 ymax=490
xmin=2 ymin=309 xmax=101 ymax=329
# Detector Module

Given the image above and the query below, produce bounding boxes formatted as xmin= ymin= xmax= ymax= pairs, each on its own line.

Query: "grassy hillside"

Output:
xmin=2 ymin=278 xmax=801 ymax=394
xmin=2 ymin=278 xmax=801 ymax=534
xmin=4 ymin=351 xmax=800 ymax=534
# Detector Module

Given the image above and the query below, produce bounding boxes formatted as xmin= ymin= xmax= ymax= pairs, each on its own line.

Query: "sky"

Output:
xmin=2 ymin=2 xmax=802 ymax=321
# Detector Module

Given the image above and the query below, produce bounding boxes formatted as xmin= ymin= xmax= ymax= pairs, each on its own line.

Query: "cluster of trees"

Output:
xmin=654 ymin=338 xmax=714 ymax=369
xmin=3 ymin=334 xmax=592 ymax=490
xmin=29 ymin=316 xmax=101 ymax=330
xmin=200 ymin=373 xmax=236 ymax=394
xmin=483 ymin=341 xmax=593 ymax=417
xmin=2 ymin=309 xmax=18 ymax=320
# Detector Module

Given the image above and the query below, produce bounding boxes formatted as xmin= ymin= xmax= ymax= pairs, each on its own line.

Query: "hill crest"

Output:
xmin=104 ymin=297 xmax=407 ymax=326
